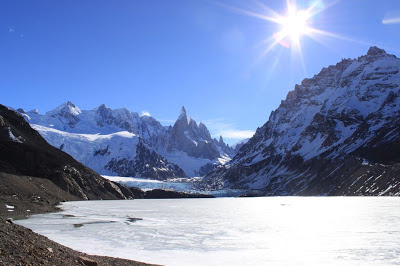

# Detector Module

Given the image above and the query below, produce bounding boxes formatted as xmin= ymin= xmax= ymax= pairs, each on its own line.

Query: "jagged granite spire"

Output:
xmin=168 ymin=106 xmax=220 ymax=160
xmin=199 ymin=122 xmax=212 ymax=140
xmin=188 ymin=116 xmax=199 ymax=131
xmin=179 ymin=106 xmax=187 ymax=121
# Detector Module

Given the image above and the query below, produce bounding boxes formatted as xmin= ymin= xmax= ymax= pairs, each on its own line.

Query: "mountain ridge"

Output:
xmin=202 ymin=46 xmax=400 ymax=196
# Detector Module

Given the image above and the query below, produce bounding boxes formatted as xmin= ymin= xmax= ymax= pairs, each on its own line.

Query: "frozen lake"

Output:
xmin=17 ymin=197 xmax=400 ymax=265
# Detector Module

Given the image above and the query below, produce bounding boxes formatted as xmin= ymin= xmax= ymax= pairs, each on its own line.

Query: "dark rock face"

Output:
xmin=105 ymin=139 xmax=186 ymax=180
xmin=198 ymin=162 xmax=215 ymax=177
xmin=367 ymin=46 xmax=387 ymax=56
xmin=0 ymin=105 xmax=132 ymax=200
xmin=93 ymin=146 xmax=110 ymax=156
xmin=203 ymin=47 xmax=400 ymax=196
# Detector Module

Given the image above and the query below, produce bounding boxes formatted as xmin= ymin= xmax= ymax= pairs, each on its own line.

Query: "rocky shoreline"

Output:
xmin=0 ymin=217 xmax=157 ymax=266
xmin=0 ymin=172 xmax=158 ymax=266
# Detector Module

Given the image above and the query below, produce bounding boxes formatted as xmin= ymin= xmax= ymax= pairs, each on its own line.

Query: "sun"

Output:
xmin=272 ymin=4 xmax=313 ymax=49
xmin=280 ymin=9 xmax=311 ymax=43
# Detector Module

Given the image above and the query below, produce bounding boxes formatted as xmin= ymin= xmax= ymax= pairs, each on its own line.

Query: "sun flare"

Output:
xmin=280 ymin=9 xmax=311 ymax=44
xmin=223 ymin=0 xmax=344 ymax=52
xmin=269 ymin=1 xmax=316 ymax=50
xmin=221 ymin=0 xmax=359 ymax=75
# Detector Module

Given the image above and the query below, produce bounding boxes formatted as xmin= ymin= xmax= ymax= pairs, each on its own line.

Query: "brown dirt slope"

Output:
xmin=0 ymin=172 xmax=79 ymax=219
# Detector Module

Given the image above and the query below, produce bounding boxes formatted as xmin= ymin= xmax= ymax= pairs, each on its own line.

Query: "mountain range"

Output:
xmin=7 ymin=46 xmax=400 ymax=196
xmin=17 ymin=104 xmax=236 ymax=179
xmin=202 ymin=47 xmax=400 ymax=196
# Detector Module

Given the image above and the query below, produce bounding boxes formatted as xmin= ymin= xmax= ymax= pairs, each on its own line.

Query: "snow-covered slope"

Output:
xmin=18 ymin=103 xmax=234 ymax=178
xmin=31 ymin=124 xmax=184 ymax=180
xmin=202 ymin=47 xmax=400 ymax=196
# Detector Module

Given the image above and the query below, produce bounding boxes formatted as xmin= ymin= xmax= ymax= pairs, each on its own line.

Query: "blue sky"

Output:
xmin=1 ymin=0 xmax=400 ymax=144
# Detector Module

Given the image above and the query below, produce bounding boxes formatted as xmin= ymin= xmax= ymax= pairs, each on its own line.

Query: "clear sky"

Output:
xmin=1 ymin=0 xmax=400 ymax=144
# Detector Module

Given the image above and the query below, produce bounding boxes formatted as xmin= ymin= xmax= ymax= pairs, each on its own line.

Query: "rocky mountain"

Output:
xmin=230 ymin=138 xmax=250 ymax=155
xmin=18 ymin=104 xmax=234 ymax=178
xmin=167 ymin=107 xmax=220 ymax=160
xmin=202 ymin=47 xmax=400 ymax=196
xmin=0 ymin=104 xmax=137 ymax=200
xmin=162 ymin=107 xmax=232 ymax=176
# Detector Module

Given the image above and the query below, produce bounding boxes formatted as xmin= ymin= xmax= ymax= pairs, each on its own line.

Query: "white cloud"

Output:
xmin=217 ymin=129 xmax=255 ymax=139
xmin=382 ymin=17 xmax=400 ymax=24
xmin=141 ymin=110 xmax=151 ymax=117
xmin=382 ymin=11 xmax=400 ymax=24
xmin=203 ymin=118 xmax=255 ymax=140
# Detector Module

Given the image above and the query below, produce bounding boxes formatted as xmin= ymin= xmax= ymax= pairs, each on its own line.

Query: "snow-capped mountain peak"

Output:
xmin=43 ymin=101 xmax=82 ymax=128
xmin=48 ymin=101 xmax=82 ymax=116
xmin=30 ymin=108 xmax=40 ymax=114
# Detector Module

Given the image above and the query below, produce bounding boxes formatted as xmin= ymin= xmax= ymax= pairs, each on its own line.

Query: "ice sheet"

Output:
xmin=17 ymin=197 xmax=400 ymax=265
